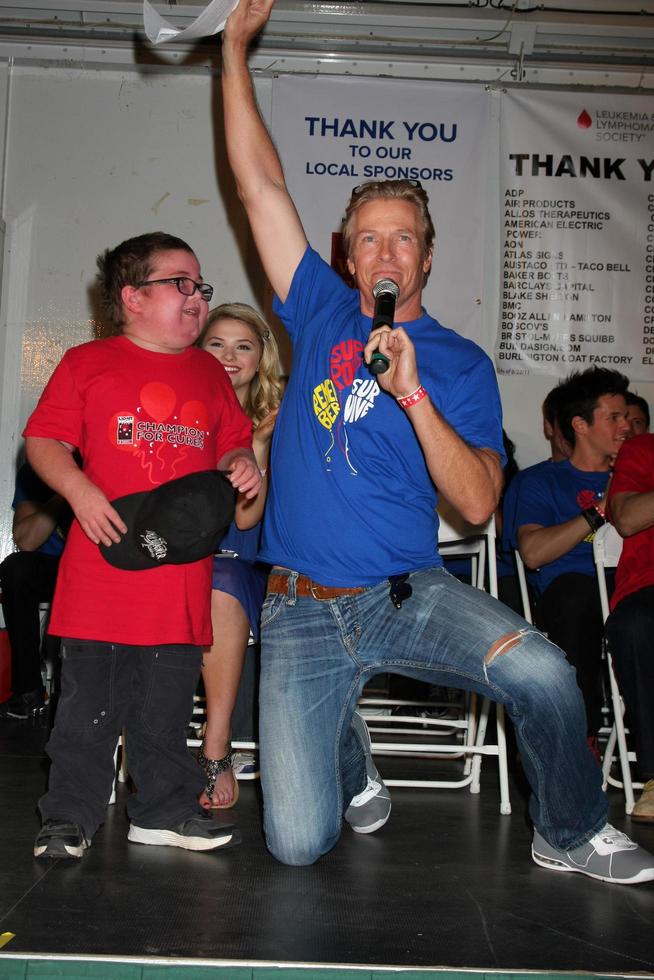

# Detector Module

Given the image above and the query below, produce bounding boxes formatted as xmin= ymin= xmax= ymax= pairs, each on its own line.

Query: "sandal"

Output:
xmin=198 ymin=747 xmax=240 ymax=810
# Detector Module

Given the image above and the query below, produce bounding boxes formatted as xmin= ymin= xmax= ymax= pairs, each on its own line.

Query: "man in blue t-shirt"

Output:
xmin=513 ymin=368 xmax=630 ymax=754
xmin=0 ymin=462 xmax=72 ymax=718
xmin=220 ymin=0 xmax=654 ymax=885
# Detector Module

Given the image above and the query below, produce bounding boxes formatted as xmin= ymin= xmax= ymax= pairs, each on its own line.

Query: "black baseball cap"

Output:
xmin=99 ymin=470 xmax=235 ymax=571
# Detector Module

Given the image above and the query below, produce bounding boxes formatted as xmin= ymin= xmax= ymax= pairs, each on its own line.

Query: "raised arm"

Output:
xmin=222 ymin=0 xmax=307 ymax=301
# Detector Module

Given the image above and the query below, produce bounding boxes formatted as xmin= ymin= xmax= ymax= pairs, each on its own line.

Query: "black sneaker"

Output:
xmin=127 ymin=812 xmax=241 ymax=851
xmin=6 ymin=688 xmax=46 ymax=719
xmin=34 ymin=820 xmax=90 ymax=859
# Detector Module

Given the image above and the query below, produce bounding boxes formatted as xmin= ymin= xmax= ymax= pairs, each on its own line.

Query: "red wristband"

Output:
xmin=396 ymin=385 xmax=427 ymax=409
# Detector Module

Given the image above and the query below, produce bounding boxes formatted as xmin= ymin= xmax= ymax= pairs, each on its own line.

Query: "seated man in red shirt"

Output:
xmin=606 ymin=432 xmax=654 ymax=822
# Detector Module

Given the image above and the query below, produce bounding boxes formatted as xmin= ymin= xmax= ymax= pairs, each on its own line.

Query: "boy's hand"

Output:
xmin=69 ymin=482 xmax=128 ymax=547
xmin=224 ymin=453 xmax=263 ymax=499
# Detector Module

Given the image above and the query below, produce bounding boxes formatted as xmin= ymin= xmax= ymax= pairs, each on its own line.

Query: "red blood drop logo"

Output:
xmin=577 ymin=109 xmax=592 ymax=129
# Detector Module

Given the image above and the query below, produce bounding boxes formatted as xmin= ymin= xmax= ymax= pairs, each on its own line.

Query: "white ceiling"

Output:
xmin=0 ymin=0 xmax=652 ymax=85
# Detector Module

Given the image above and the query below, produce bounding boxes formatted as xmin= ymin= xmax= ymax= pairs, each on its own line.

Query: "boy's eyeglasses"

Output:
xmin=136 ymin=276 xmax=214 ymax=302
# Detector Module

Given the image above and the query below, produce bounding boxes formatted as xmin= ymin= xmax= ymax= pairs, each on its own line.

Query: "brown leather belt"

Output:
xmin=267 ymin=573 xmax=366 ymax=601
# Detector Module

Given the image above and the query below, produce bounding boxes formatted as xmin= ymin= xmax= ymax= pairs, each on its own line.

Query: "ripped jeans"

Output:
xmin=259 ymin=567 xmax=607 ymax=866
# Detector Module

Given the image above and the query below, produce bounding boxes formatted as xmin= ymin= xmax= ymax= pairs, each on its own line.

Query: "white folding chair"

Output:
xmin=513 ymin=549 xmax=533 ymax=624
xmin=361 ymin=501 xmax=511 ymax=815
xmin=593 ymin=522 xmax=642 ymax=814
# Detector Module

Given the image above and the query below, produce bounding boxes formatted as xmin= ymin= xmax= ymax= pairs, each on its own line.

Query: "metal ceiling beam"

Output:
xmin=0 ymin=0 xmax=651 ymax=84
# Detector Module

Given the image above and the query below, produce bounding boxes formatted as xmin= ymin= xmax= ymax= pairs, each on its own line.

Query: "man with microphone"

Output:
xmin=221 ymin=0 xmax=654 ymax=883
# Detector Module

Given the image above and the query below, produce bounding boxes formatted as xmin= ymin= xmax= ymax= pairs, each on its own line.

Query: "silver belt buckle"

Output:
xmin=217 ymin=549 xmax=239 ymax=559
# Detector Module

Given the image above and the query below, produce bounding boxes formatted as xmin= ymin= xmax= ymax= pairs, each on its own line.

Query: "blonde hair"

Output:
xmin=197 ymin=302 xmax=284 ymax=428
xmin=341 ymin=179 xmax=435 ymax=261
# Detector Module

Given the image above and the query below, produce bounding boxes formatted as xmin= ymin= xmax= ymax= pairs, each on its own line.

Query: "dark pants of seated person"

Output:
xmin=41 ymin=640 xmax=206 ymax=839
xmin=605 ymin=587 xmax=654 ymax=782
xmin=0 ymin=551 xmax=60 ymax=696
xmin=535 ymin=572 xmax=605 ymax=737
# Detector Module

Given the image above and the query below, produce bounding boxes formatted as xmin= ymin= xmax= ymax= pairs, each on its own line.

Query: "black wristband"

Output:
xmin=582 ymin=506 xmax=606 ymax=533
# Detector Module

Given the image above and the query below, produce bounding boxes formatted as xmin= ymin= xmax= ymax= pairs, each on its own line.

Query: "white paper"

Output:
xmin=143 ymin=0 xmax=239 ymax=44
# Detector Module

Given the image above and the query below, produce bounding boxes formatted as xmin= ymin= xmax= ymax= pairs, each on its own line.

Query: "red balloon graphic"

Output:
xmin=140 ymin=381 xmax=176 ymax=422
xmin=179 ymin=400 xmax=209 ymax=431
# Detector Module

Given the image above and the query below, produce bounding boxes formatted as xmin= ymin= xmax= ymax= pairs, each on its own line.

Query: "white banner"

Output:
xmin=496 ymin=89 xmax=654 ymax=380
xmin=271 ymin=74 xmax=490 ymax=344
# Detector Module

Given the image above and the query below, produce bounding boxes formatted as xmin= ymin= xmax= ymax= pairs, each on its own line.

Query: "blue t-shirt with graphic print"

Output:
xmin=513 ymin=457 xmax=609 ymax=595
xmin=260 ymin=246 xmax=505 ymax=587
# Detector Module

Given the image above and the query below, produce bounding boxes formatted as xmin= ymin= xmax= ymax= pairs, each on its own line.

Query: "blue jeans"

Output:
xmin=40 ymin=640 xmax=205 ymax=838
xmin=259 ymin=568 xmax=608 ymax=866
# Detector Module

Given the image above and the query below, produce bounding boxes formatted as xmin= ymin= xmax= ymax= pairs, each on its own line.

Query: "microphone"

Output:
xmin=368 ymin=278 xmax=400 ymax=376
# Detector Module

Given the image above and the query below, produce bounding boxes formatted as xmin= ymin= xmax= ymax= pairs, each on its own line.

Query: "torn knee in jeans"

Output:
xmin=485 ymin=628 xmax=532 ymax=665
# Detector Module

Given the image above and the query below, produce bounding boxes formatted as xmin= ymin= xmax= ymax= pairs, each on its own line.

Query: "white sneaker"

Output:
xmin=532 ymin=823 xmax=654 ymax=884
xmin=344 ymin=711 xmax=391 ymax=835
xmin=233 ymin=751 xmax=258 ymax=777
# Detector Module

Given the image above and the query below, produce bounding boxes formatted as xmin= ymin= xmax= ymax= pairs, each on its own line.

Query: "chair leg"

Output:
xmin=470 ymin=699 xmax=512 ymax=814
xmin=608 ymin=654 xmax=636 ymax=815
xmin=463 ymin=691 xmax=477 ymax=776
xmin=496 ymin=704 xmax=511 ymax=815
xmin=117 ymin=733 xmax=128 ymax=783
xmin=108 ymin=742 xmax=119 ymax=806
xmin=108 ymin=734 xmax=128 ymax=806
xmin=602 ymin=723 xmax=617 ymax=791
xmin=470 ymin=697 xmax=490 ymax=794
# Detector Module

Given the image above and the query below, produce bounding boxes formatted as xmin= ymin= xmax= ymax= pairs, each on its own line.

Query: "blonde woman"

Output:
xmin=197 ymin=303 xmax=283 ymax=808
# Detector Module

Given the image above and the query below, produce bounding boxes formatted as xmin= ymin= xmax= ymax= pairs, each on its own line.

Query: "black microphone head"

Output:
xmin=372 ymin=278 xmax=400 ymax=300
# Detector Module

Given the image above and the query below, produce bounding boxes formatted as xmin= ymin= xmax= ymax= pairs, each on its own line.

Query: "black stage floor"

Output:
xmin=1 ymin=709 xmax=654 ymax=977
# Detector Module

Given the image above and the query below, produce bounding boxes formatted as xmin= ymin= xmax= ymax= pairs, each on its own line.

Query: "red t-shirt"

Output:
xmin=607 ymin=433 xmax=654 ymax=611
xmin=24 ymin=335 xmax=253 ymax=645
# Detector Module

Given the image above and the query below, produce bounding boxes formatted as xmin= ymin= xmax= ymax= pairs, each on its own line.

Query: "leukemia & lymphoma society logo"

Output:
xmin=576 ymin=106 xmax=654 ymax=144
xmin=577 ymin=109 xmax=593 ymax=130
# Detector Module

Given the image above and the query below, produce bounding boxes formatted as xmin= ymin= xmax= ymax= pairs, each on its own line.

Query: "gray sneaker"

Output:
xmin=532 ymin=823 xmax=654 ymax=885
xmin=344 ymin=710 xmax=391 ymax=835
xmin=34 ymin=820 xmax=90 ymax=860
xmin=128 ymin=812 xmax=241 ymax=851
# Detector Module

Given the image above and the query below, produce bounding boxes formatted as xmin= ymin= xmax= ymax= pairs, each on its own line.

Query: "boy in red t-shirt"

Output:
xmin=24 ymin=232 xmax=261 ymax=860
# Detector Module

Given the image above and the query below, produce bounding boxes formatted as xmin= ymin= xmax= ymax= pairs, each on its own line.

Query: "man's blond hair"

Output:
xmin=341 ymin=179 xmax=435 ymax=260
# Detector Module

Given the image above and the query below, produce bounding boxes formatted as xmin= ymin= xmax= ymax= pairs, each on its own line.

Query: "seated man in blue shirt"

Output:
xmin=0 ymin=462 xmax=71 ymax=718
xmin=513 ymin=368 xmax=630 ymax=758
